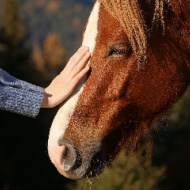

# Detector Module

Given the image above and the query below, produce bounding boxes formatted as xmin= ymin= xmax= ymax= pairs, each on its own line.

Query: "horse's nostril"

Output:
xmin=58 ymin=139 xmax=82 ymax=172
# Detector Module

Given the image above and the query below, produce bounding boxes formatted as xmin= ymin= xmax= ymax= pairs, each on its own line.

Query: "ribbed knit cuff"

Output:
xmin=0 ymin=85 xmax=45 ymax=118
xmin=0 ymin=68 xmax=45 ymax=117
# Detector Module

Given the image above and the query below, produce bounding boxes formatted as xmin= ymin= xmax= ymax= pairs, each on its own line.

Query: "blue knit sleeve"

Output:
xmin=0 ymin=68 xmax=45 ymax=117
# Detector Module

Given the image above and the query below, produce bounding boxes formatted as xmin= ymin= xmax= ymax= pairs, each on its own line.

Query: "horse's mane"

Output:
xmin=99 ymin=0 xmax=165 ymax=61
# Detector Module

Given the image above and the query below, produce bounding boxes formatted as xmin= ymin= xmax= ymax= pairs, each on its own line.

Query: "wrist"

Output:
xmin=41 ymin=90 xmax=52 ymax=108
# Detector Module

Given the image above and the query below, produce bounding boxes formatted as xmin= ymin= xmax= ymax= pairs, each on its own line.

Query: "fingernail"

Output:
xmin=81 ymin=46 xmax=85 ymax=49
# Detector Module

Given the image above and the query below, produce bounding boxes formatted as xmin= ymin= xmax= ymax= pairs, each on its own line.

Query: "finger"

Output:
xmin=60 ymin=46 xmax=88 ymax=73
xmin=73 ymin=65 xmax=90 ymax=84
xmin=68 ymin=46 xmax=90 ymax=69
xmin=72 ymin=52 xmax=91 ymax=77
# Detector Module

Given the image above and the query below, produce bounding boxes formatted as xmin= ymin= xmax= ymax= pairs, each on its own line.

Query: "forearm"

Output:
xmin=0 ymin=69 xmax=45 ymax=117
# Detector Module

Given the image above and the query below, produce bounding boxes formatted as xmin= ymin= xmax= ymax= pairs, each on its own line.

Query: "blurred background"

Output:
xmin=0 ymin=0 xmax=190 ymax=189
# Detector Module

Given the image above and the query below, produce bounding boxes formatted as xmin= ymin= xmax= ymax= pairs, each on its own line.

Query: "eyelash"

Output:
xmin=108 ymin=45 xmax=131 ymax=57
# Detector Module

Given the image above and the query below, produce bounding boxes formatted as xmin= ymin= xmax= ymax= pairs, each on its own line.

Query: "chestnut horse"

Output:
xmin=48 ymin=0 xmax=190 ymax=180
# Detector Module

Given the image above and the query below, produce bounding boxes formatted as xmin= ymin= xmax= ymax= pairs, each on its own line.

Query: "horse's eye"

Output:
xmin=108 ymin=44 xmax=132 ymax=57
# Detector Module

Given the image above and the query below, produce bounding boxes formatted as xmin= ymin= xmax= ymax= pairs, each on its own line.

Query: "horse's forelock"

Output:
xmin=98 ymin=0 xmax=166 ymax=61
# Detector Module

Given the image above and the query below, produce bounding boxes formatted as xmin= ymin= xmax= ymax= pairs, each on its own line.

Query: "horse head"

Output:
xmin=48 ymin=0 xmax=190 ymax=180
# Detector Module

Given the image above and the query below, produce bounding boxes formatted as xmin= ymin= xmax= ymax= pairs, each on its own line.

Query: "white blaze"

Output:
xmin=48 ymin=1 xmax=100 ymax=150
xmin=82 ymin=1 xmax=100 ymax=53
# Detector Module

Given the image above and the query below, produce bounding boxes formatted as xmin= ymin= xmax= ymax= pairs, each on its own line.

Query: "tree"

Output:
xmin=31 ymin=33 xmax=67 ymax=81
xmin=43 ymin=33 xmax=67 ymax=70
xmin=0 ymin=0 xmax=29 ymax=78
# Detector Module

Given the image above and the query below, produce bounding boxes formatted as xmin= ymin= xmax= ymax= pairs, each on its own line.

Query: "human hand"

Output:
xmin=41 ymin=46 xmax=91 ymax=108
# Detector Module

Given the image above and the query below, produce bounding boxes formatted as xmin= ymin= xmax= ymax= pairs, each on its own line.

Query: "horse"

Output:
xmin=48 ymin=0 xmax=190 ymax=180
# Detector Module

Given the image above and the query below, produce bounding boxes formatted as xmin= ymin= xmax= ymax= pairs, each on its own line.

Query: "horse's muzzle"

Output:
xmin=51 ymin=139 xmax=105 ymax=180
